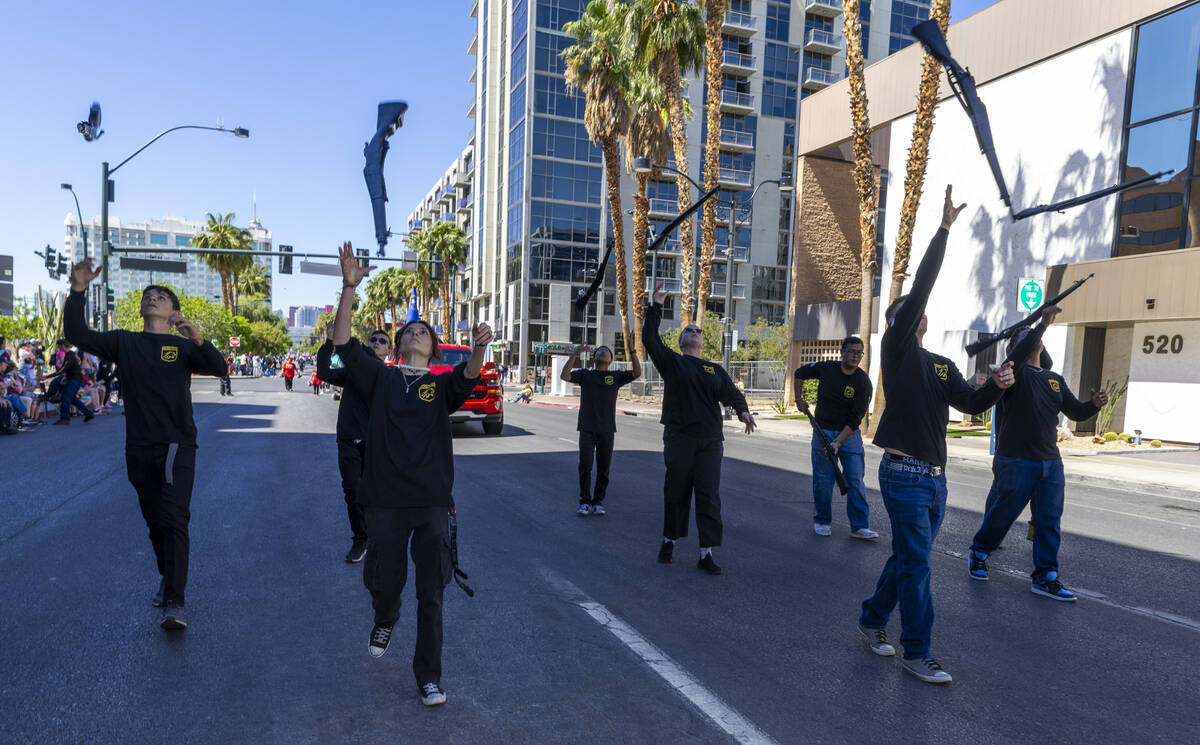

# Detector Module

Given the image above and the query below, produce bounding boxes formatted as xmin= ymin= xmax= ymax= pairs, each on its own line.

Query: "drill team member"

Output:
xmin=332 ymin=242 xmax=491 ymax=707
xmin=968 ymin=305 xmax=1106 ymax=601
xmin=64 ymin=259 xmax=228 ymax=631
xmin=643 ymin=283 xmax=755 ymax=576
xmin=560 ymin=344 xmax=641 ymax=516
xmin=318 ymin=327 xmax=393 ymax=563
xmin=857 ymin=187 xmax=1021 ymax=684
xmin=794 ymin=335 xmax=876 ymax=539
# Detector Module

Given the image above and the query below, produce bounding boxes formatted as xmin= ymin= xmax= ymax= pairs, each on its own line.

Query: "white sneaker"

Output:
xmin=576 ymin=503 xmax=591 ymax=516
xmin=901 ymin=656 xmax=953 ymax=684
xmin=419 ymin=682 xmax=447 ymax=706
xmin=813 ymin=523 xmax=832 ymax=537
xmin=850 ymin=528 xmax=879 ymax=541
xmin=590 ymin=504 xmax=606 ymax=516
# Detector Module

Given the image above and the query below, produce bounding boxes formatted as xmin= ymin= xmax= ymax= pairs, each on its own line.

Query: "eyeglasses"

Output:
xmin=843 ymin=349 xmax=864 ymax=356
xmin=369 ymin=338 xmax=390 ymax=345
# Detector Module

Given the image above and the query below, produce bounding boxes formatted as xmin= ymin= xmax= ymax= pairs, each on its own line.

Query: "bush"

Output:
xmin=1118 ymin=433 xmax=1132 ymax=442
xmin=1151 ymin=440 xmax=1162 ymax=448
xmin=1102 ymin=432 xmax=1119 ymax=441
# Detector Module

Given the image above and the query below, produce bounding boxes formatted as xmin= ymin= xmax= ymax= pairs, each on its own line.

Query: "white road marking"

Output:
xmin=557 ymin=437 xmax=576 ymax=445
xmin=540 ymin=567 xmax=779 ymax=745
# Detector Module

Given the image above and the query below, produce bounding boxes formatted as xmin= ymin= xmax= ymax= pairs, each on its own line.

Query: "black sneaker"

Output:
xmin=345 ymin=538 xmax=368 ymax=564
xmin=1031 ymin=575 xmax=1077 ymax=602
xmin=369 ymin=623 xmax=394 ymax=658
xmin=657 ymin=541 xmax=674 ymax=564
xmin=419 ymin=682 xmax=447 ymax=706
xmin=160 ymin=602 xmax=187 ymax=630
xmin=83 ymin=412 xmax=95 ymax=422
xmin=697 ymin=554 xmax=722 ymax=575
xmin=968 ymin=551 xmax=989 ymax=581
xmin=151 ymin=578 xmax=166 ymax=608
xmin=53 ymin=419 xmax=69 ymax=426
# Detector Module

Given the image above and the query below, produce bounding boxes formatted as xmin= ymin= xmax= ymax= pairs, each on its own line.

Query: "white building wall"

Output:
xmin=1124 ymin=320 xmax=1200 ymax=442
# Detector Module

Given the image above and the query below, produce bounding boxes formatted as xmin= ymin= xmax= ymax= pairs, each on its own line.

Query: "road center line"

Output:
xmin=539 ymin=567 xmax=779 ymax=745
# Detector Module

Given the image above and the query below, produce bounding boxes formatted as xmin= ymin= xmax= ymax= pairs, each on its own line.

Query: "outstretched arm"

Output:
xmin=641 ymin=284 xmax=678 ymax=374
xmin=64 ymin=259 xmax=120 ymax=361
xmin=465 ymin=323 xmax=493 ymax=379
xmin=560 ymin=345 xmax=582 ymax=383
xmin=333 ymin=241 xmax=375 ymax=346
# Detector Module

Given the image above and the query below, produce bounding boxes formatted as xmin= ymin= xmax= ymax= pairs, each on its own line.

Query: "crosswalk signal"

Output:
xmin=105 ymin=287 xmax=115 ymax=311
xmin=355 ymin=248 xmax=369 ymax=269
xmin=279 ymin=244 xmax=293 ymax=275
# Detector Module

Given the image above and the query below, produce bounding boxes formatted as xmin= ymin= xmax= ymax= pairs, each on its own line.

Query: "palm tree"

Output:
xmin=365 ymin=272 xmax=390 ymax=330
xmin=695 ymin=0 xmax=725 ymax=321
xmin=390 ymin=269 xmax=419 ymax=326
xmin=193 ymin=212 xmax=254 ymax=315
xmin=843 ymin=0 xmax=878 ymax=377
xmin=407 ymin=229 xmax=443 ymax=323
xmin=563 ymin=0 xmax=634 ymax=361
xmin=238 ymin=262 xmax=271 ymax=299
xmin=624 ymin=71 xmax=673 ymax=362
xmin=416 ymin=221 xmax=468 ymax=333
xmin=627 ymin=0 xmax=705 ymax=325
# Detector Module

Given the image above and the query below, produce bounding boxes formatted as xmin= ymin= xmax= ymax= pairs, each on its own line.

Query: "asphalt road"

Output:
xmin=2 ymin=377 xmax=1197 ymax=745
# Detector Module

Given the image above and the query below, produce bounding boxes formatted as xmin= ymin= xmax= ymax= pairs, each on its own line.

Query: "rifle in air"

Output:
xmin=363 ymin=101 xmax=408 ymax=257
xmin=965 ymin=272 xmax=1094 ymax=358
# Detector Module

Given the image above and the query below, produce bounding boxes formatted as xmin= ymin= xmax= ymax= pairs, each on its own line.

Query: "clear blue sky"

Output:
xmin=0 ymin=0 xmax=998 ymax=315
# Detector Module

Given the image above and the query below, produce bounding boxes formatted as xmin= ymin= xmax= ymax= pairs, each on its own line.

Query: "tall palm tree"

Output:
xmin=416 ymin=221 xmax=468 ymax=333
xmin=563 ymin=0 xmax=634 ymax=361
xmin=624 ymin=71 xmax=673 ymax=362
xmin=695 ymin=0 xmax=725 ymax=320
xmin=192 ymin=212 xmax=254 ymax=314
xmin=628 ymin=0 xmax=705 ymax=325
xmin=843 ymin=0 xmax=878 ymax=377
xmin=238 ymin=262 xmax=271 ymax=298
xmin=365 ymin=271 xmax=390 ymax=330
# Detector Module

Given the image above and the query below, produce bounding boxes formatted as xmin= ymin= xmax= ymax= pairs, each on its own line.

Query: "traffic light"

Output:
xmin=105 ymin=287 xmax=115 ymax=311
xmin=355 ymin=248 xmax=369 ymax=270
xmin=279 ymin=244 xmax=293 ymax=275
xmin=56 ymin=255 xmax=67 ymax=279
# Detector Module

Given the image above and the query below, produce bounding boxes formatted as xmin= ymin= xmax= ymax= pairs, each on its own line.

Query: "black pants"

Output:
xmin=219 ymin=376 xmax=231 ymax=395
xmin=126 ymin=444 xmax=196 ymax=605
xmin=662 ymin=433 xmax=723 ymax=547
xmin=578 ymin=430 xmax=615 ymax=504
xmin=337 ymin=440 xmax=369 ymax=541
xmin=284 ymin=377 xmax=294 ymax=391
xmin=363 ymin=506 xmax=452 ymax=687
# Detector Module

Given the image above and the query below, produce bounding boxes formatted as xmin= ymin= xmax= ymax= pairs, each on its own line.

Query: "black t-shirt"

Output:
xmin=642 ymin=303 xmax=749 ymax=440
xmin=64 ymin=289 xmax=228 ymax=447
xmin=569 ymin=368 xmax=635 ymax=433
xmin=337 ymin=340 xmax=477 ymax=508
xmin=794 ymin=360 xmax=873 ymax=432
xmin=59 ymin=351 xmax=83 ymax=381
xmin=317 ymin=339 xmax=377 ymax=442
xmin=996 ymin=362 xmax=1098 ymax=461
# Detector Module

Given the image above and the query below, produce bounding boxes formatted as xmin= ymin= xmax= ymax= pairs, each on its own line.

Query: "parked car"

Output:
xmin=429 ymin=344 xmax=504 ymax=435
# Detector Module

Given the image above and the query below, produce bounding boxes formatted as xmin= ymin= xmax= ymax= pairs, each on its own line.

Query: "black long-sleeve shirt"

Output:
xmin=316 ymin=338 xmax=376 ymax=442
xmin=642 ymin=302 xmax=749 ymax=440
xmin=336 ymin=339 xmax=477 ymax=508
xmin=794 ymin=361 xmax=872 ymax=432
xmin=996 ymin=324 xmax=1098 ymax=461
xmin=63 ymin=289 xmax=227 ymax=448
xmin=873 ymin=228 xmax=1041 ymax=468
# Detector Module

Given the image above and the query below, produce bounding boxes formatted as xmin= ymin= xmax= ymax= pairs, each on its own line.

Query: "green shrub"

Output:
xmin=1102 ymin=432 xmax=1119 ymax=441
xmin=1118 ymin=433 xmax=1132 ymax=442
xmin=1151 ymin=440 xmax=1162 ymax=448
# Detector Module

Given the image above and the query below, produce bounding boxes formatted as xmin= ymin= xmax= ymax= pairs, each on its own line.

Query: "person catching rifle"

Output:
xmin=332 ymin=242 xmax=492 ymax=707
xmin=643 ymin=283 xmax=755 ymax=576
xmin=967 ymin=305 xmax=1106 ymax=601
xmin=857 ymin=186 xmax=1026 ymax=684
xmin=64 ymin=259 xmax=229 ymax=631
xmin=560 ymin=344 xmax=641 ymax=516
xmin=794 ymin=336 xmax=876 ymax=540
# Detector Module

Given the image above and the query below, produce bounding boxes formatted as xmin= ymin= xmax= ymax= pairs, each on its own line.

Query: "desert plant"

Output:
xmin=771 ymin=396 xmax=789 ymax=415
xmin=1095 ymin=377 xmax=1129 ymax=434
xmin=1102 ymin=432 xmax=1118 ymax=442
xmin=1118 ymin=432 xmax=1132 ymax=442
xmin=1151 ymin=440 xmax=1162 ymax=448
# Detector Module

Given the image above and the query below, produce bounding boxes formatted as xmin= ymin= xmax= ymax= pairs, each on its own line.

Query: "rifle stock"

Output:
xmin=803 ymin=408 xmax=850 ymax=496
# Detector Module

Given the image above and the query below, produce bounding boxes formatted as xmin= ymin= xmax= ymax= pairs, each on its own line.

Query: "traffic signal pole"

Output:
xmin=100 ymin=161 xmax=111 ymax=331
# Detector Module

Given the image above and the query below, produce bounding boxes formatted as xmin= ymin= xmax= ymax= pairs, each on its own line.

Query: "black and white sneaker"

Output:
xmin=345 ymin=538 xmax=368 ymax=564
xmin=160 ymin=602 xmax=187 ymax=630
xmin=857 ymin=624 xmax=895 ymax=656
xmin=590 ymin=504 xmax=606 ymax=516
xmin=151 ymin=578 xmax=166 ymax=608
xmin=657 ymin=540 xmax=674 ymax=564
xmin=968 ymin=550 xmax=989 ymax=581
xmin=576 ymin=503 xmax=591 ymax=517
xmin=369 ymin=623 xmax=394 ymax=658
xmin=697 ymin=553 xmax=722 ymax=575
xmin=419 ymin=682 xmax=446 ymax=706
xmin=1031 ymin=574 xmax=1077 ymax=602
xmin=901 ymin=656 xmax=953 ymax=684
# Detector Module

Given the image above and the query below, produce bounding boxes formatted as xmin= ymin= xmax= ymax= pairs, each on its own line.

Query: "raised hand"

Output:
xmin=71 ymin=259 xmax=102 ymax=291
xmin=940 ymin=185 xmax=968 ymax=229
xmin=338 ymin=241 xmax=375 ymax=288
xmin=1039 ymin=304 xmax=1062 ymax=325
xmin=169 ymin=312 xmax=203 ymax=345
xmin=652 ymin=283 xmax=667 ymax=306
xmin=740 ymin=411 xmax=756 ymax=435
xmin=1090 ymin=387 xmax=1108 ymax=407
xmin=990 ymin=361 xmax=1015 ymax=389
xmin=472 ymin=322 xmax=494 ymax=347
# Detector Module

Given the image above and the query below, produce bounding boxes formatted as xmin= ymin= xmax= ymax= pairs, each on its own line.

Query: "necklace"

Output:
xmin=400 ymin=368 xmax=427 ymax=394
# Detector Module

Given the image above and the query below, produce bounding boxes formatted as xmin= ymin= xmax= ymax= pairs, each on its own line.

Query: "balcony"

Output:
xmin=645 ymin=277 xmax=681 ymax=293
xmin=467 ymin=95 xmax=476 ymax=118
xmin=721 ymin=50 xmax=756 ymax=75
xmin=467 ymin=32 xmax=478 ymax=55
xmin=469 ymin=62 xmax=477 ymax=83
xmin=718 ymin=128 xmax=754 ymax=152
xmin=654 ymin=237 xmax=683 ymax=255
xmin=469 ymin=0 xmax=478 ymax=18
xmin=723 ymin=10 xmax=756 ymax=37
xmin=719 ymin=89 xmax=755 ymax=114
xmin=717 ymin=167 xmax=753 ymax=188
xmin=710 ymin=282 xmax=747 ymax=300
xmin=648 ymin=197 xmax=676 ymax=217
xmin=457 ymin=197 xmax=472 ymax=213
xmin=439 ymin=213 xmax=455 ymax=223
xmin=804 ymin=28 xmax=840 ymax=55
xmin=804 ymin=0 xmax=843 ymax=18
xmin=714 ymin=204 xmax=751 ymax=225
xmin=803 ymin=67 xmax=840 ymax=91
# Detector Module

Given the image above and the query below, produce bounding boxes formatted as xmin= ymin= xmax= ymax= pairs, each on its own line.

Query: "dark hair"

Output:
xmin=56 ymin=338 xmax=69 ymax=348
xmin=393 ymin=320 xmax=442 ymax=363
xmin=885 ymin=295 xmax=909 ymax=323
xmin=594 ymin=345 xmax=613 ymax=360
xmin=841 ymin=335 xmax=864 ymax=351
xmin=142 ymin=285 xmax=181 ymax=311
xmin=370 ymin=328 xmax=390 ymax=341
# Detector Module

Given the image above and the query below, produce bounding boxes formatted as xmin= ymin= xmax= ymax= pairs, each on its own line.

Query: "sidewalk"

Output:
xmin=528 ymin=393 xmax=1200 ymax=499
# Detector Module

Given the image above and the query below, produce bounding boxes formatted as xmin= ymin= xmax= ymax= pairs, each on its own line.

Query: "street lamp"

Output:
xmin=60 ymin=184 xmax=87 ymax=259
xmin=87 ymin=124 xmax=250 ymax=330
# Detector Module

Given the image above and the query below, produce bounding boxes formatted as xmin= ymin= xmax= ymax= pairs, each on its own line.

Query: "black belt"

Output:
xmin=883 ymin=453 xmax=943 ymax=478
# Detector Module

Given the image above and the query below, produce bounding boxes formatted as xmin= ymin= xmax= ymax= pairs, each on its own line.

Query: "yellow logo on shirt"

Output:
xmin=702 ymin=364 xmax=715 ymax=375
xmin=844 ymin=385 xmax=855 ymax=398
xmin=933 ymin=363 xmax=948 ymax=381
xmin=160 ymin=346 xmax=178 ymax=363
xmin=604 ymin=375 xmax=614 ymax=386
xmin=1049 ymin=379 xmax=1060 ymax=392
xmin=418 ymin=383 xmax=436 ymax=402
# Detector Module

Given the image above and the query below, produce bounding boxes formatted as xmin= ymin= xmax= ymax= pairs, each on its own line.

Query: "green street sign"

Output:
xmin=1016 ymin=277 xmax=1044 ymax=313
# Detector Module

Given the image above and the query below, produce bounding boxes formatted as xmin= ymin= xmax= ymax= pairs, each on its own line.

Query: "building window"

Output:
xmin=511 ymin=37 xmax=528 ymax=85
xmin=761 ymin=80 xmax=797 ymax=119
xmin=513 ymin=0 xmax=528 ymax=42
xmin=528 ymin=282 xmax=549 ymax=321
xmin=765 ymin=1 xmax=789 ymax=42
xmin=530 ymin=158 xmax=601 ymax=203
xmin=763 ymin=42 xmax=799 ymax=81
xmin=888 ymin=1 xmax=931 ymax=55
xmin=535 ymin=0 xmax=583 ymax=32
xmin=533 ymin=74 xmax=586 ymax=119
xmin=535 ymin=30 xmax=571 ymax=76
xmin=149 ymin=232 xmax=168 ymax=245
xmin=750 ymin=301 xmax=785 ymax=325
xmin=532 ymin=116 xmax=601 ymax=162
xmin=751 ymin=265 xmax=786 ymax=301
xmin=510 ymin=78 xmax=527 ymax=124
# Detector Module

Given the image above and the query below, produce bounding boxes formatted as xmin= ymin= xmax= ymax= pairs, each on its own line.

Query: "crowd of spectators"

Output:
xmin=0 ymin=334 xmax=120 ymax=434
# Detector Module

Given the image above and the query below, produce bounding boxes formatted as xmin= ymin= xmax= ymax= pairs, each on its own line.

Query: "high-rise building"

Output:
xmin=63 ymin=214 xmax=273 ymax=306
xmin=409 ymin=0 xmax=930 ymax=374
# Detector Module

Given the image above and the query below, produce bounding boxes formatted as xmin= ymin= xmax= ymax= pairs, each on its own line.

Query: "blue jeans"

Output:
xmin=5 ymin=393 xmax=27 ymax=417
xmin=59 ymin=380 xmax=89 ymax=421
xmin=859 ymin=458 xmax=947 ymax=659
xmin=971 ymin=456 xmax=1065 ymax=579
xmin=811 ymin=429 xmax=869 ymax=530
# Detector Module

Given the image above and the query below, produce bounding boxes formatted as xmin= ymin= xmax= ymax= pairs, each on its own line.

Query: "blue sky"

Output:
xmin=0 ymin=0 xmax=998 ymax=315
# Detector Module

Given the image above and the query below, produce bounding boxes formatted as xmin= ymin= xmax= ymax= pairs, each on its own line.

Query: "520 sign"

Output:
xmin=1142 ymin=334 xmax=1184 ymax=354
